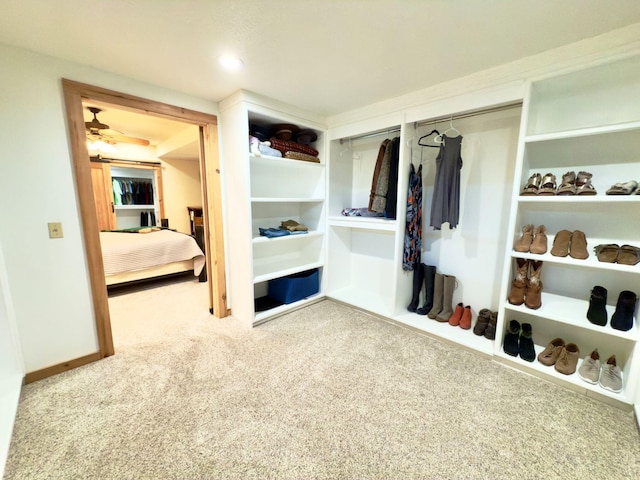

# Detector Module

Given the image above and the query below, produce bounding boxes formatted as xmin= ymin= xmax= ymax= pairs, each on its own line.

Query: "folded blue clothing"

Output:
xmin=259 ymin=227 xmax=290 ymax=238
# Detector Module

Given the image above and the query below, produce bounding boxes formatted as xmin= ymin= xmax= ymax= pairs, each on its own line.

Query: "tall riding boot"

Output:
xmin=407 ymin=263 xmax=425 ymax=312
xmin=427 ymin=273 xmax=444 ymax=319
xmin=416 ymin=265 xmax=436 ymax=315
xmin=436 ymin=275 xmax=457 ymax=322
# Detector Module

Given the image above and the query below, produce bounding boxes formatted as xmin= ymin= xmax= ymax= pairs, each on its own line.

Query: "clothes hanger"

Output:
xmin=443 ymin=115 xmax=461 ymax=137
xmin=418 ymin=122 xmax=441 ymax=148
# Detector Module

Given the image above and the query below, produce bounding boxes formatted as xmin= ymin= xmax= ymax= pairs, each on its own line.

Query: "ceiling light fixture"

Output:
xmin=219 ymin=55 xmax=244 ymax=70
xmin=87 ymin=139 xmax=117 ymax=154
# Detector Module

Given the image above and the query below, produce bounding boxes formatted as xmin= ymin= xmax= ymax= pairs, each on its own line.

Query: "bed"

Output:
xmin=100 ymin=229 xmax=205 ymax=286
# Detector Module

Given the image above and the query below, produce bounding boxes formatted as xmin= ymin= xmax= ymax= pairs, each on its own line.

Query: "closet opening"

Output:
xmin=40 ymin=79 xmax=231 ymax=381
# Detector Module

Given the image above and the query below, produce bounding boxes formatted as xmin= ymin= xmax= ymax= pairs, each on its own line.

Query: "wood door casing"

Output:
xmin=90 ymin=162 xmax=116 ymax=231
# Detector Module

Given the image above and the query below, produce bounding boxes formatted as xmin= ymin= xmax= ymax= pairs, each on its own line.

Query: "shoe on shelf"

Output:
xmin=524 ymin=261 xmax=543 ymax=310
xmin=556 ymin=171 xmax=577 ymax=195
xmin=550 ymin=230 xmax=572 ymax=257
xmin=538 ymin=338 xmax=565 ymax=366
xmin=554 ymin=343 xmax=580 ymax=375
xmin=586 ymin=286 xmax=608 ymax=327
xmin=473 ymin=308 xmax=491 ymax=336
xmin=520 ymin=173 xmax=542 ymax=196
xmin=578 ymin=349 xmax=601 ymax=384
xmin=606 ymin=180 xmax=638 ymax=195
xmin=610 ymin=290 xmax=638 ymax=332
xmin=484 ymin=311 xmax=498 ymax=340
xmin=459 ymin=305 xmax=472 ymax=330
xmin=448 ymin=302 xmax=464 ymax=326
xmin=530 ymin=225 xmax=547 ymax=255
xmin=599 ymin=355 xmax=623 ymax=393
xmin=537 ymin=173 xmax=557 ymax=196
xmin=503 ymin=319 xmax=520 ymax=357
xmin=594 ymin=243 xmax=619 ymax=263
xmin=575 ymin=171 xmax=597 ymax=195
xmin=518 ymin=323 xmax=536 ymax=362
xmin=514 ymin=224 xmax=534 ymax=252
xmin=569 ymin=230 xmax=589 ymax=259
xmin=617 ymin=245 xmax=640 ymax=266
xmin=507 ymin=258 xmax=528 ymax=306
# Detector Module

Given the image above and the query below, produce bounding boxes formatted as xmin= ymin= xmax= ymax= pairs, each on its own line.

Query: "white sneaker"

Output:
xmin=578 ymin=349 xmax=600 ymax=384
xmin=599 ymin=355 xmax=623 ymax=393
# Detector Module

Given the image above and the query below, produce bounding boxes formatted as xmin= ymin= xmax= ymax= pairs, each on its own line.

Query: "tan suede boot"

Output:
xmin=525 ymin=260 xmax=543 ymax=309
xmin=507 ymin=258 xmax=529 ymax=306
xmin=436 ymin=275 xmax=456 ymax=322
xmin=427 ymin=273 xmax=444 ymax=319
xmin=513 ymin=224 xmax=534 ymax=252
xmin=530 ymin=225 xmax=547 ymax=254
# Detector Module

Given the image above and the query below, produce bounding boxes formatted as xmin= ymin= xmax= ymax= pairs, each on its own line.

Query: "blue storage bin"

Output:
xmin=268 ymin=269 xmax=319 ymax=304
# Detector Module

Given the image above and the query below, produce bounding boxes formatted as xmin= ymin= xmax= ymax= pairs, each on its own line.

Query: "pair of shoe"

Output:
xmin=594 ymin=244 xmax=640 ymax=265
xmin=514 ymin=224 xmax=547 ymax=254
xmin=550 ymin=230 xmax=588 ymax=259
xmin=507 ymin=258 xmax=543 ymax=309
xmin=538 ymin=338 xmax=580 ymax=375
xmin=578 ymin=349 xmax=623 ymax=393
xmin=587 ymin=286 xmax=638 ymax=331
xmin=520 ymin=171 xmax=597 ymax=196
xmin=606 ymin=180 xmax=639 ymax=195
xmin=448 ymin=303 xmax=472 ymax=329
xmin=473 ymin=309 xmax=497 ymax=339
xmin=503 ymin=320 xmax=535 ymax=362
xmin=556 ymin=171 xmax=597 ymax=195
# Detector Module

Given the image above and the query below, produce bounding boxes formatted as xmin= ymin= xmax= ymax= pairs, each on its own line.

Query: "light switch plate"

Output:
xmin=48 ymin=222 xmax=63 ymax=239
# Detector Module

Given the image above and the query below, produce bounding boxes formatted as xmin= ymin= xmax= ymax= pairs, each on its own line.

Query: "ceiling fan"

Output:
xmin=85 ymin=107 xmax=150 ymax=147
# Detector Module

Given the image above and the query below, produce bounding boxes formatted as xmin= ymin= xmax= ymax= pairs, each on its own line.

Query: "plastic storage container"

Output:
xmin=268 ymin=269 xmax=319 ymax=304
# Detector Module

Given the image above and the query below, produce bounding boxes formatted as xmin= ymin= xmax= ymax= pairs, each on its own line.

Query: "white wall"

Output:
xmin=0 ymin=43 xmax=218 ymax=373
xmin=161 ymin=158 xmax=203 ymax=234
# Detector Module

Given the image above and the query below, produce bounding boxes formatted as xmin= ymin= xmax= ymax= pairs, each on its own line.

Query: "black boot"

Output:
xmin=407 ymin=263 xmax=425 ymax=312
xmin=586 ymin=285 xmax=608 ymax=326
xmin=416 ymin=265 xmax=436 ymax=315
xmin=611 ymin=290 xmax=638 ymax=331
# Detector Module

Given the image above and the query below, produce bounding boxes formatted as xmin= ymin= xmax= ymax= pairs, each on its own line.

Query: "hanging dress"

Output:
xmin=403 ymin=163 xmax=422 ymax=270
xmin=430 ymin=135 xmax=463 ymax=230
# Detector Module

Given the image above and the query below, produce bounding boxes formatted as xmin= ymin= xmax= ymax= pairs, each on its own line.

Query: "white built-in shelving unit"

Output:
xmin=496 ymin=55 xmax=640 ymax=407
xmin=219 ymin=92 xmax=326 ymax=325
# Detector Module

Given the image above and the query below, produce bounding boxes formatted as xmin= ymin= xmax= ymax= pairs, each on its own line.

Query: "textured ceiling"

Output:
xmin=2 ymin=0 xmax=640 ymax=117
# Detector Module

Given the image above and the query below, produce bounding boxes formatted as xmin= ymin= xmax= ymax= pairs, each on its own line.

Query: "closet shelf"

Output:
xmin=508 ymin=250 xmax=640 ymax=274
xmin=252 ymin=230 xmax=323 ymax=244
xmin=115 ymin=204 xmax=155 ymax=210
xmin=253 ymin=260 xmax=323 ymax=284
xmin=517 ymin=196 xmax=640 ymax=205
xmin=503 ymin=292 xmax=639 ymax=341
xmin=524 ymin=120 xmax=640 ymax=143
xmin=495 ymin=350 xmax=631 ymax=403
xmin=254 ymin=295 xmax=323 ymax=324
xmin=251 ymin=197 xmax=324 ymax=203
xmin=250 ymin=153 xmax=324 ymax=168
xmin=327 ymin=215 xmax=397 ymax=231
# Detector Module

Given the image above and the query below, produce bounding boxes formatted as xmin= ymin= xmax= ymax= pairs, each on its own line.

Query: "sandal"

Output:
xmin=618 ymin=245 xmax=640 ymax=265
xmin=606 ymin=180 xmax=638 ymax=195
xmin=576 ymin=171 xmax=597 ymax=195
xmin=520 ymin=173 xmax=542 ymax=196
xmin=537 ymin=173 xmax=557 ymax=196
xmin=594 ymin=244 xmax=619 ymax=263
xmin=557 ymin=171 xmax=577 ymax=195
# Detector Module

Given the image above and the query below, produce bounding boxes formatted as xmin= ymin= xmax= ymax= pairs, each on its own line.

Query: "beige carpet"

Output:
xmin=5 ymin=278 xmax=640 ymax=479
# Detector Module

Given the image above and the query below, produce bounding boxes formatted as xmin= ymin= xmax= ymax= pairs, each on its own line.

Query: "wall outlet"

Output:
xmin=47 ymin=222 xmax=63 ymax=239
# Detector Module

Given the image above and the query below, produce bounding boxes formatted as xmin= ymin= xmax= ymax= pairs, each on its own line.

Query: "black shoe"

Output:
xmin=416 ymin=264 xmax=436 ymax=315
xmin=518 ymin=323 xmax=535 ymax=362
xmin=611 ymin=290 xmax=637 ymax=331
xmin=586 ymin=285 xmax=608 ymax=326
xmin=407 ymin=263 xmax=425 ymax=312
xmin=503 ymin=320 xmax=520 ymax=357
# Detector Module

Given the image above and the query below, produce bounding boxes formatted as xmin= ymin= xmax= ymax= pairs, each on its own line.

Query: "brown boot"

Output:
xmin=436 ymin=275 xmax=456 ymax=322
xmin=507 ymin=258 xmax=529 ymax=306
xmin=459 ymin=305 xmax=472 ymax=330
xmin=514 ymin=224 xmax=534 ymax=252
xmin=525 ymin=260 xmax=543 ymax=309
xmin=530 ymin=225 xmax=547 ymax=254
xmin=427 ymin=273 xmax=444 ymax=319
xmin=448 ymin=302 xmax=464 ymax=326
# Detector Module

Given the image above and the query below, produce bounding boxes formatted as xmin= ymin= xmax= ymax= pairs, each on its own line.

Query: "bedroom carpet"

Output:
xmin=4 ymin=280 xmax=640 ymax=479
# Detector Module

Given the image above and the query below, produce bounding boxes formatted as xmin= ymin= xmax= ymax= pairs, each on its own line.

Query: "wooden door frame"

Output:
xmin=60 ymin=79 xmax=229 ymax=366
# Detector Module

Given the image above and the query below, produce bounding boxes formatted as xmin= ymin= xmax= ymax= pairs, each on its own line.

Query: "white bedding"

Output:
xmin=100 ymin=230 xmax=205 ymax=277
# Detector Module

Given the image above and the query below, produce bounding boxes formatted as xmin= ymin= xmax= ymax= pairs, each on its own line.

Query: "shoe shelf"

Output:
xmin=326 ymin=215 xmax=397 ymax=232
xmin=508 ymin=250 xmax=640 ymax=275
xmin=393 ymin=312 xmax=494 ymax=356
xmin=524 ymin=120 xmax=640 ymax=145
xmin=495 ymin=349 xmax=632 ymax=404
xmin=503 ymin=292 xmax=638 ymax=342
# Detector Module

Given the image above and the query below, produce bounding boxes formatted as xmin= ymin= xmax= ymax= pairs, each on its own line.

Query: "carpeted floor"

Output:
xmin=4 ymin=279 xmax=640 ymax=479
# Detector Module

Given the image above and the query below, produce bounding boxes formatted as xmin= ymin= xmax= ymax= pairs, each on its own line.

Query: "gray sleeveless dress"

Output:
xmin=430 ymin=135 xmax=463 ymax=230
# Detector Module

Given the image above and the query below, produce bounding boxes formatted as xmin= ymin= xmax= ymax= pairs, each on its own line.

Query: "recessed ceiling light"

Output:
xmin=219 ymin=55 xmax=244 ymax=70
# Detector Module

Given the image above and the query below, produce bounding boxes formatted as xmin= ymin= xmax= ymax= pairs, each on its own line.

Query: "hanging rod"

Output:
xmin=339 ymin=127 xmax=401 ymax=144
xmin=413 ymin=101 xmax=522 ymax=129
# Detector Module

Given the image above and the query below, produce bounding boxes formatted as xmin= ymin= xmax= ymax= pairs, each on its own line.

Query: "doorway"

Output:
xmin=62 ymin=79 xmax=230 ymax=364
